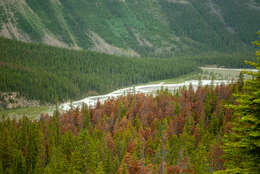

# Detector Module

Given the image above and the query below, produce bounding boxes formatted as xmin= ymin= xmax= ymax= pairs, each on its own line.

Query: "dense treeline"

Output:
xmin=159 ymin=0 xmax=260 ymax=53
xmin=0 ymin=37 xmax=197 ymax=103
xmin=0 ymin=37 xmax=254 ymax=103
xmin=178 ymin=51 xmax=255 ymax=68
xmin=0 ymin=82 xmax=239 ymax=174
xmin=0 ymin=46 xmax=259 ymax=173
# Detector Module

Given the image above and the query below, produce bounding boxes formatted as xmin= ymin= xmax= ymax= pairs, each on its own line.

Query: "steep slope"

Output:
xmin=0 ymin=37 xmax=199 ymax=103
xmin=0 ymin=36 xmax=254 ymax=103
xmin=0 ymin=0 xmax=260 ymax=57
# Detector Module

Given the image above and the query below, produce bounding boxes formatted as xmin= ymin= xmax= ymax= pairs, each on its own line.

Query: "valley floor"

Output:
xmin=60 ymin=67 xmax=256 ymax=111
xmin=60 ymin=80 xmax=229 ymax=111
xmin=0 ymin=105 xmax=55 ymax=120
xmin=1 ymin=67 xmax=255 ymax=119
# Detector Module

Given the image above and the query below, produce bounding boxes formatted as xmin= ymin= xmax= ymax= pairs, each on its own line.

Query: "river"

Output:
xmin=59 ymin=80 xmax=230 ymax=111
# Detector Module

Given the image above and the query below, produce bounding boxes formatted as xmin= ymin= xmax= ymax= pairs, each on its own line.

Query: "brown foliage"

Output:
xmin=36 ymin=83 xmax=236 ymax=173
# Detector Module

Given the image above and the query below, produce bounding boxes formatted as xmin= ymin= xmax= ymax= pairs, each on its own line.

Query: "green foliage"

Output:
xmin=0 ymin=0 xmax=259 ymax=56
xmin=0 ymin=82 xmax=236 ymax=173
xmin=95 ymin=162 xmax=105 ymax=174
xmin=0 ymin=37 xmax=198 ymax=103
xmin=44 ymin=148 xmax=69 ymax=174
xmin=0 ymin=162 xmax=3 ymax=174
xmin=218 ymin=32 xmax=260 ymax=173
xmin=0 ymin=37 xmax=254 ymax=104
xmin=13 ymin=151 xmax=26 ymax=174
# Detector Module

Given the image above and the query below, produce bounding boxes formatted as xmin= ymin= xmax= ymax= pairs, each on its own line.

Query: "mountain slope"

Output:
xmin=0 ymin=37 xmax=199 ymax=103
xmin=0 ymin=0 xmax=260 ymax=57
xmin=0 ymin=36 xmax=255 ymax=103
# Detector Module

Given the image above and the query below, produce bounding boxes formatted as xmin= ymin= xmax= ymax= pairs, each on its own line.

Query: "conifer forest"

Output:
xmin=1 ymin=47 xmax=260 ymax=173
xmin=1 ymin=0 xmax=260 ymax=173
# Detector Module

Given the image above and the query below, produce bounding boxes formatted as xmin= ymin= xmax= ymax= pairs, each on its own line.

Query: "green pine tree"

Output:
xmin=95 ymin=162 xmax=105 ymax=174
xmin=122 ymin=164 xmax=128 ymax=174
xmin=0 ymin=162 xmax=3 ymax=174
xmin=44 ymin=147 xmax=69 ymax=174
xmin=216 ymin=32 xmax=260 ymax=174
xmin=13 ymin=151 xmax=26 ymax=174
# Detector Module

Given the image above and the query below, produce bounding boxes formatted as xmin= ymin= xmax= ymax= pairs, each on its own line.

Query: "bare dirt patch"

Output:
xmin=43 ymin=34 xmax=68 ymax=48
xmin=0 ymin=24 xmax=11 ymax=38
xmin=134 ymin=33 xmax=153 ymax=47
xmin=167 ymin=0 xmax=190 ymax=4
xmin=247 ymin=0 xmax=260 ymax=10
xmin=89 ymin=31 xmax=140 ymax=57
xmin=0 ymin=92 xmax=40 ymax=109
xmin=0 ymin=0 xmax=31 ymax=41
xmin=207 ymin=0 xmax=235 ymax=34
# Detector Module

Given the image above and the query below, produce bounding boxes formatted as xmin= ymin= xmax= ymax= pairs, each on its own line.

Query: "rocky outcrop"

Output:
xmin=0 ymin=92 xmax=40 ymax=109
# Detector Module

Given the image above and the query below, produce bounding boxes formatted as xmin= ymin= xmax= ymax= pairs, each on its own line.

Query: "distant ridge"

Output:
xmin=0 ymin=0 xmax=260 ymax=57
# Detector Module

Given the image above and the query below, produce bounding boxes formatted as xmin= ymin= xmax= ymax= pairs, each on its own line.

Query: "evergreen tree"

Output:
xmin=13 ymin=151 xmax=26 ymax=174
xmin=71 ymin=131 xmax=89 ymax=173
xmin=218 ymin=32 xmax=260 ymax=173
xmin=0 ymin=72 xmax=240 ymax=173
xmin=0 ymin=162 xmax=3 ymax=174
xmin=122 ymin=164 xmax=128 ymax=174
xmin=44 ymin=147 xmax=69 ymax=174
xmin=95 ymin=162 xmax=105 ymax=174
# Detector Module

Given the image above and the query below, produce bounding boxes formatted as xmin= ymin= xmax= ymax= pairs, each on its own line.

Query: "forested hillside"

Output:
xmin=0 ymin=82 xmax=239 ymax=174
xmin=1 ymin=0 xmax=260 ymax=172
xmin=0 ymin=53 xmax=259 ymax=173
xmin=0 ymin=37 xmax=255 ymax=103
xmin=0 ymin=37 xmax=198 ymax=103
xmin=0 ymin=0 xmax=259 ymax=57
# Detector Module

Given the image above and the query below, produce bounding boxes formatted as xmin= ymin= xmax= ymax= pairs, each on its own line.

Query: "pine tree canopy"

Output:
xmin=218 ymin=31 xmax=260 ymax=174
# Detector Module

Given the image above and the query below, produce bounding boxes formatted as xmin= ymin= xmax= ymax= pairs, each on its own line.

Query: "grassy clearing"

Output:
xmin=146 ymin=67 xmax=251 ymax=85
xmin=0 ymin=67 xmax=252 ymax=120
xmin=0 ymin=105 xmax=55 ymax=120
xmin=147 ymin=71 xmax=201 ymax=84
xmin=200 ymin=67 xmax=253 ymax=80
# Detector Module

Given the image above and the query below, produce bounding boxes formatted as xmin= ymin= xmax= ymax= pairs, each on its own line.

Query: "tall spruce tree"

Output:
xmin=0 ymin=162 xmax=3 ymax=174
xmin=217 ymin=32 xmax=260 ymax=173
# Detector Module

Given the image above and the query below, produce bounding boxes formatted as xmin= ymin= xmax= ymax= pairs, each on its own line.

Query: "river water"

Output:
xmin=59 ymin=80 xmax=230 ymax=111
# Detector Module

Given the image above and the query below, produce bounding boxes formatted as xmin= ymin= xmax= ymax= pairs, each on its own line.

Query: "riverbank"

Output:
xmin=60 ymin=80 xmax=230 ymax=111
